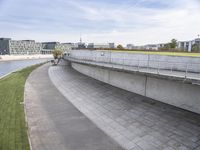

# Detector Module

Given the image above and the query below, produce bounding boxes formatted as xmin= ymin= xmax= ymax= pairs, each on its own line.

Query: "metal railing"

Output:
xmin=65 ymin=56 xmax=200 ymax=80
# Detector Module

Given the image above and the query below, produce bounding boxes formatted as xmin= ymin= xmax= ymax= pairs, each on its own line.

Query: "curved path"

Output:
xmin=25 ymin=64 xmax=123 ymax=150
xmin=48 ymin=64 xmax=200 ymax=150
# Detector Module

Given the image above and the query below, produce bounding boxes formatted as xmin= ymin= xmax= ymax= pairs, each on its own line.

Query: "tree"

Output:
xmin=169 ymin=39 xmax=177 ymax=49
xmin=52 ymin=49 xmax=64 ymax=65
xmin=117 ymin=44 xmax=124 ymax=49
xmin=163 ymin=43 xmax=171 ymax=49
xmin=192 ymin=44 xmax=200 ymax=52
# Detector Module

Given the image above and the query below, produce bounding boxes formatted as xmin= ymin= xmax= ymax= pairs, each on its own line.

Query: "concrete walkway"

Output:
xmin=49 ymin=64 xmax=200 ymax=150
xmin=25 ymin=64 xmax=124 ymax=150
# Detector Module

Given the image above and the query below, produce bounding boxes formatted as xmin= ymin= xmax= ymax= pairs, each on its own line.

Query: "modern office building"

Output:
xmin=42 ymin=42 xmax=74 ymax=51
xmin=42 ymin=42 xmax=59 ymax=50
xmin=0 ymin=38 xmax=11 ymax=55
xmin=0 ymin=38 xmax=42 ymax=55
xmin=0 ymin=37 xmax=84 ymax=55
xmin=177 ymin=38 xmax=200 ymax=52
xmin=0 ymin=38 xmax=75 ymax=55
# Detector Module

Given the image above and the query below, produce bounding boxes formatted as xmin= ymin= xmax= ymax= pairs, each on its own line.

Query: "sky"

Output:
xmin=0 ymin=0 xmax=200 ymax=45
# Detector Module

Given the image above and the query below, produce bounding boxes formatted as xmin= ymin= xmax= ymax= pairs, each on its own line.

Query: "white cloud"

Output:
xmin=0 ymin=0 xmax=200 ymax=45
xmin=72 ymin=0 xmax=200 ymax=45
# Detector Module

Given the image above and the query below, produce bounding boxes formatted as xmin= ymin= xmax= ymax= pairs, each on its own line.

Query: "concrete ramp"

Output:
xmin=49 ymin=65 xmax=200 ymax=150
xmin=71 ymin=62 xmax=200 ymax=114
xmin=25 ymin=64 xmax=124 ymax=150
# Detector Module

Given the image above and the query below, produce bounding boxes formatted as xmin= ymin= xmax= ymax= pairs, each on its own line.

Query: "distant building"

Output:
xmin=144 ymin=44 xmax=159 ymax=50
xmin=177 ymin=38 xmax=200 ymax=52
xmin=126 ymin=44 xmax=134 ymax=49
xmin=109 ymin=43 xmax=115 ymax=49
xmin=130 ymin=43 xmax=167 ymax=51
xmin=61 ymin=43 xmax=75 ymax=51
xmin=42 ymin=42 xmax=74 ymax=51
xmin=87 ymin=43 xmax=94 ymax=49
xmin=0 ymin=38 xmax=75 ymax=55
xmin=93 ymin=43 xmax=108 ymax=49
xmin=73 ymin=37 xmax=86 ymax=49
xmin=42 ymin=42 xmax=59 ymax=50
xmin=0 ymin=38 xmax=42 ymax=55
xmin=157 ymin=43 xmax=166 ymax=49
xmin=177 ymin=41 xmax=193 ymax=52
xmin=131 ymin=46 xmax=144 ymax=50
xmin=74 ymin=42 xmax=86 ymax=49
xmin=87 ymin=43 xmax=115 ymax=49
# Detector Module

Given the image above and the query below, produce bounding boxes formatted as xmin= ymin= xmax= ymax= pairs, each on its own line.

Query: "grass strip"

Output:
xmin=0 ymin=63 xmax=44 ymax=150
xmin=111 ymin=50 xmax=200 ymax=57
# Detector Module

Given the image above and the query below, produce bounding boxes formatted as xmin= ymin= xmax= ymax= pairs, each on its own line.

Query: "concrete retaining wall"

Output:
xmin=68 ymin=50 xmax=200 ymax=72
xmin=72 ymin=62 xmax=200 ymax=114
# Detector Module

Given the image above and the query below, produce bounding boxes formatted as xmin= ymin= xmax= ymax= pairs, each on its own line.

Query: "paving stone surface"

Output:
xmin=49 ymin=64 xmax=200 ymax=150
xmin=25 ymin=64 xmax=124 ymax=150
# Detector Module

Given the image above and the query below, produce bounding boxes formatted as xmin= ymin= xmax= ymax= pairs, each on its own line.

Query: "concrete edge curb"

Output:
xmin=23 ymin=63 xmax=49 ymax=150
xmin=24 ymin=85 xmax=33 ymax=150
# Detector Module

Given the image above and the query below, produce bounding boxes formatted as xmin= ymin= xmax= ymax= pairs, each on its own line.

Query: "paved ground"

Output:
xmin=25 ymin=63 xmax=124 ymax=150
xmin=49 ymin=64 xmax=200 ymax=150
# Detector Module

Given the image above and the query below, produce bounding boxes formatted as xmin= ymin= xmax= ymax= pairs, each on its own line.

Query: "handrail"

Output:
xmin=65 ymin=56 xmax=200 ymax=80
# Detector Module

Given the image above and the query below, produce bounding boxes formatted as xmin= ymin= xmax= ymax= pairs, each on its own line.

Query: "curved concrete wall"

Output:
xmin=72 ymin=62 xmax=200 ymax=114
xmin=68 ymin=50 xmax=200 ymax=72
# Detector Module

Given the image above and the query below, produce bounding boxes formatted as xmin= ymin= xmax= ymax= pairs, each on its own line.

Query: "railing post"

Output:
xmin=171 ymin=63 xmax=173 ymax=73
xmin=137 ymin=59 xmax=140 ymax=71
xmin=185 ymin=64 xmax=188 ymax=78
xmin=123 ymin=57 xmax=124 ymax=70
xmin=157 ymin=61 xmax=159 ymax=74
xmin=122 ymin=53 xmax=125 ymax=70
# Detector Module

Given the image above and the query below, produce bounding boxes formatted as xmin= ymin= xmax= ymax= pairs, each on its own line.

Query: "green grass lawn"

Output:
xmin=112 ymin=50 xmax=200 ymax=57
xmin=0 ymin=63 xmax=43 ymax=150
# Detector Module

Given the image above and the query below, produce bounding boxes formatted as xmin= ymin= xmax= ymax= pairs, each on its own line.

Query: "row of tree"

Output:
xmin=192 ymin=44 xmax=200 ymax=52
xmin=116 ymin=39 xmax=200 ymax=52
xmin=162 ymin=39 xmax=177 ymax=49
xmin=115 ymin=39 xmax=178 ymax=51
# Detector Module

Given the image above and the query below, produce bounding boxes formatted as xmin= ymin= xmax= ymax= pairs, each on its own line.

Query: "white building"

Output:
xmin=0 ymin=38 xmax=42 ymax=55
xmin=144 ymin=44 xmax=158 ymax=50
xmin=177 ymin=38 xmax=200 ymax=52
xmin=177 ymin=41 xmax=193 ymax=52
xmin=157 ymin=43 xmax=166 ymax=49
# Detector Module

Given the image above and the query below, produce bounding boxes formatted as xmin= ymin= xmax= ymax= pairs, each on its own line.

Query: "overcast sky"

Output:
xmin=0 ymin=0 xmax=200 ymax=45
